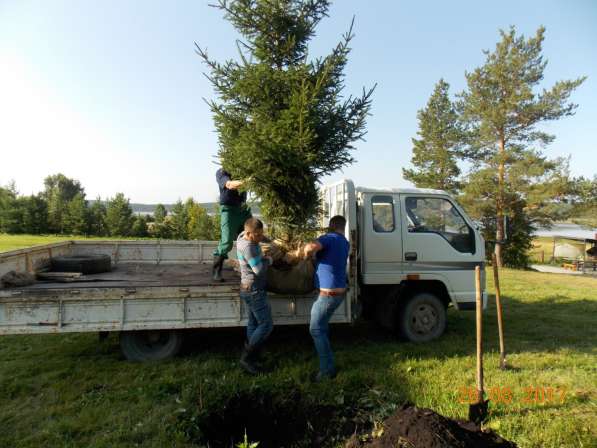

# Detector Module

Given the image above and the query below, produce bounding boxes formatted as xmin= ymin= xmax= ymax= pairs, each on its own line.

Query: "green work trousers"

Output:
xmin=214 ymin=204 xmax=252 ymax=258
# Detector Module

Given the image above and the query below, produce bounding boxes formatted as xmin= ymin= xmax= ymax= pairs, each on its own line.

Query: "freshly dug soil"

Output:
xmin=346 ymin=404 xmax=517 ymax=448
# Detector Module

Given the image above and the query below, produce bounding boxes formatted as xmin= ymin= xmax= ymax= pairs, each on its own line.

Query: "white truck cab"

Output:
xmin=322 ymin=180 xmax=486 ymax=342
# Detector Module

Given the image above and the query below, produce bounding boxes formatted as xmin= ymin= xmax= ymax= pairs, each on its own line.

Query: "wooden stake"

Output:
xmin=492 ymin=253 xmax=507 ymax=369
xmin=469 ymin=265 xmax=489 ymax=424
xmin=475 ymin=266 xmax=483 ymax=401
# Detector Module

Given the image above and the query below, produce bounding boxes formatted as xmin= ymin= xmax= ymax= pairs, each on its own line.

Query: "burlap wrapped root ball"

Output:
xmin=262 ymin=241 xmax=315 ymax=295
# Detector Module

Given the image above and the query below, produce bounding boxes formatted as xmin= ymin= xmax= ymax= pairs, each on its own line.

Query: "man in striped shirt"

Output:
xmin=236 ymin=218 xmax=273 ymax=374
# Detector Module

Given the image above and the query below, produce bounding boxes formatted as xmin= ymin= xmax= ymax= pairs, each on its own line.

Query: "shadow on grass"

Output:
xmin=180 ymin=292 xmax=597 ymax=365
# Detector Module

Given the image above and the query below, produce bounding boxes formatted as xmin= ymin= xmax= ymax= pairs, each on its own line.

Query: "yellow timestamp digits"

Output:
xmin=457 ymin=385 xmax=567 ymax=405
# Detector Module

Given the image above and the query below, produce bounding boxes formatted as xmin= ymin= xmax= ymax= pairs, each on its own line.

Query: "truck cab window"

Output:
xmin=405 ymin=197 xmax=475 ymax=253
xmin=372 ymin=195 xmax=395 ymax=233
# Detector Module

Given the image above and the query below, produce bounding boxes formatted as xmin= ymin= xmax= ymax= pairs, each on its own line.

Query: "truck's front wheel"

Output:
xmin=398 ymin=293 xmax=446 ymax=342
xmin=119 ymin=330 xmax=183 ymax=361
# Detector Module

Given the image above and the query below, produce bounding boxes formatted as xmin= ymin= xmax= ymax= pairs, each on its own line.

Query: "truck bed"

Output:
xmin=0 ymin=240 xmax=352 ymax=335
xmin=12 ymin=263 xmax=240 ymax=291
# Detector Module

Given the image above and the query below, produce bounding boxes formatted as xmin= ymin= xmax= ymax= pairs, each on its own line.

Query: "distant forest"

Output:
xmin=0 ymin=174 xmax=258 ymax=240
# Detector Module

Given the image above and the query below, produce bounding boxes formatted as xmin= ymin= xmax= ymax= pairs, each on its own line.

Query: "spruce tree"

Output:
xmin=403 ymin=79 xmax=461 ymax=193
xmin=197 ymin=0 xmax=374 ymax=238
xmin=169 ymin=200 xmax=188 ymax=240
xmin=88 ymin=197 xmax=108 ymax=236
xmin=105 ymin=193 xmax=134 ymax=237
xmin=21 ymin=195 xmax=49 ymax=234
xmin=154 ymin=204 xmax=167 ymax=224
xmin=458 ymin=26 xmax=585 ymax=266
xmin=43 ymin=174 xmax=85 ymax=234
xmin=64 ymin=193 xmax=88 ymax=235
xmin=0 ymin=183 xmax=21 ymax=233
xmin=186 ymin=199 xmax=216 ymax=240
xmin=131 ymin=216 xmax=149 ymax=237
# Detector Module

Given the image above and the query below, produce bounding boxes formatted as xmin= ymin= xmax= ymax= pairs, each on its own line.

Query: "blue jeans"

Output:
xmin=309 ymin=294 xmax=345 ymax=375
xmin=240 ymin=288 xmax=273 ymax=347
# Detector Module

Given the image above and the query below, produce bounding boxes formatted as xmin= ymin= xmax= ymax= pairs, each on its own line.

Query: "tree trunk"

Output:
xmin=495 ymin=135 xmax=506 ymax=267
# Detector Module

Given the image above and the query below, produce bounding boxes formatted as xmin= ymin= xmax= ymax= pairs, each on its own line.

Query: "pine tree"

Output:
xmin=459 ymin=155 xmax=569 ymax=267
xmin=403 ymin=79 xmax=461 ymax=193
xmin=569 ymin=176 xmax=597 ymax=228
xmin=458 ymin=26 xmax=585 ymax=266
xmin=197 ymin=0 xmax=375 ymax=239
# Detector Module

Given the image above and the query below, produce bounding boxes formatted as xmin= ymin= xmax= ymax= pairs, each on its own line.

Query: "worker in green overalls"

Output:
xmin=212 ymin=168 xmax=252 ymax=282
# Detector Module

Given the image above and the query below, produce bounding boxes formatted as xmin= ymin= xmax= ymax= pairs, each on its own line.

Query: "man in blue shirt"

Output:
xmin=304 ymin=215 xmax=350 ymax=381
xmin=212 ymin=168 xmax=252 ymax=282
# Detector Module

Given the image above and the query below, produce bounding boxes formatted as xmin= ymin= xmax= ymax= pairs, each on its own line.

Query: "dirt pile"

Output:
xmin=346 ymin=404 xmax=517 ymax=448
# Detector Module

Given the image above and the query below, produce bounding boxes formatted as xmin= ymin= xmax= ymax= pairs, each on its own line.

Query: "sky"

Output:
xmin=1 ymin=0 xmax=596 ymax=204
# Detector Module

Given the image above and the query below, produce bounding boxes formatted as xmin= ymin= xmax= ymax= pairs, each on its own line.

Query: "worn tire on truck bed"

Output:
xmin=119 ymin=330 xmax=183 ymax=362
xmin=397 ymin=292 xmax=446 ymax=342
xmin=51 ymin=254 xmax=112 ymax=274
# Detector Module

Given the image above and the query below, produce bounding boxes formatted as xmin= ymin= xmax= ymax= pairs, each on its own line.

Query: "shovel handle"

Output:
xmin=475 ymin=266 xmax=484 ymax=396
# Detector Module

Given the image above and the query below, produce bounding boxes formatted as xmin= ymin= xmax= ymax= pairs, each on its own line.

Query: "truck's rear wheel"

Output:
xmin=119 ymin=330 xmax=183 ymax=361
xmin=398 ymin=293 xmax=446 ymax=342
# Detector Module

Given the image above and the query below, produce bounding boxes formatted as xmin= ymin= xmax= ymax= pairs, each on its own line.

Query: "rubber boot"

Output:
xmin=239 ymin=343 xmax=261 ymax=375
xmin=212 ymin=255 xmax=225 ymax=282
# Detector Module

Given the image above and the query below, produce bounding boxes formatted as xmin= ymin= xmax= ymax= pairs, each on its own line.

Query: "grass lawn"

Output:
xmin=0 ymin=234 xmax=146 ymax=253
xmin=0 ymin=234 xmax=75 ymax=252
xmin=1 ymin=236 xmax=596 ymax=447
xmin=529 ymin=236 xmax=554 ymax=263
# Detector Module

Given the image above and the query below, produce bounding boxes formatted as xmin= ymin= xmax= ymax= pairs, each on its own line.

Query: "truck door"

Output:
xmin=320 ymin=180 xmax=357 ymax=320
xmin=361 ymin=193 xmax=403 ymax=284
xmin=400 ymin=194 xmax=481 ymax=305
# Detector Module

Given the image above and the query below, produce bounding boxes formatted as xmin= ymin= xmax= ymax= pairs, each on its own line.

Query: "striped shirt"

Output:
xmin=236 ymin=232 xmax=269 ymax=290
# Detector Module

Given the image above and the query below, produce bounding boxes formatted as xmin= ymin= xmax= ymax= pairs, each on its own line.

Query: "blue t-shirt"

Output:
xmin=315 ymin=232 xmax=350 ymax=289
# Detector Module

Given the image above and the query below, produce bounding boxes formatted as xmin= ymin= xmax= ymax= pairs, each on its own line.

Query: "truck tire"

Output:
xmin=119 ymin=330 xmax=183 ymax=361
xmin=51 ymin=254 xmax=111 ymax=274
xmin=397 ymin=293 xmax=446 ymax=342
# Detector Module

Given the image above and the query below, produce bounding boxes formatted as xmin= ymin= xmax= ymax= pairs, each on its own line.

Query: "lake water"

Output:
xmin=535 ymin=223 xmax=597 ymax=240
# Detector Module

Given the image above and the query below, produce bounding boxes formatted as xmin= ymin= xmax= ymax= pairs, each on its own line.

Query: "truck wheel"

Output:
xmin=397 ymin=293 xmax=446 ymax=342
xmin=119 ymin=330 xmax=183 ymax=361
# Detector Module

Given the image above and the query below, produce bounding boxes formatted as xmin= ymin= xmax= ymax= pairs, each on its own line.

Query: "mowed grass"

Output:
xmin=529 ymin=236 xmax=554 ymax=263
xmin=0 ymin=234 xmax=147 ymax=253
xmin=0 ymin=240 xmax=596 ymax=446
xmin=0 ymin=234 xmax=76 ymax=252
